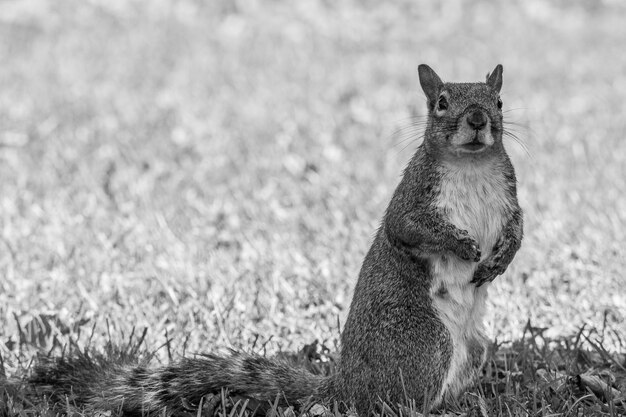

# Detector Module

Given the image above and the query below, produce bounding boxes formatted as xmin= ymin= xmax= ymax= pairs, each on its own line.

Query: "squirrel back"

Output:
xmin=7 ymin=65 xmax=522 ymax=416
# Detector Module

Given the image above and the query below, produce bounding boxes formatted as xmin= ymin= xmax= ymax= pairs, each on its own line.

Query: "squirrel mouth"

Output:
xmin=460 ymin=136 xmax=487 ymax=152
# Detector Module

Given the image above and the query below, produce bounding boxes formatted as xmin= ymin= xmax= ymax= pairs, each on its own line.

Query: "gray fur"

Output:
xmin=11 ymin=65 xmax=522 ymax=416
xmin=27 ymin=351 xmax=329 ymax=416
xmin=335 ymin=65 xmax=522 ymax=414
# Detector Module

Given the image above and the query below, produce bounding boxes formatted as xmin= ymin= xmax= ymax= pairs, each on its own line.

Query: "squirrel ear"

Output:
xmin=418 ymin=64 xmax=444 ymax=108
xmin=486 ymin=64 xmax=503 ymax=93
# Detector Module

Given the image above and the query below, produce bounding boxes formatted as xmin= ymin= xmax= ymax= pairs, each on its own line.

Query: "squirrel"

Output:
xmin=13 ymin=65 xmax=523 ymax=416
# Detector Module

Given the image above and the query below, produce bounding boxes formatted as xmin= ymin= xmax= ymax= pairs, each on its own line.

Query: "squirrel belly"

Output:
xmin=430 ymin=159 xmax=513 ymax=401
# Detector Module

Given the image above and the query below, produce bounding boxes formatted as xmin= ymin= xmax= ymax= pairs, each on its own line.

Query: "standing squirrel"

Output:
xmin=14 ymin=65 xmax=523 ymax=416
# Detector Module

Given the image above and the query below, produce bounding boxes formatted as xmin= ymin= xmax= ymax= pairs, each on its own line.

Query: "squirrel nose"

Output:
xmin=467 ymin=111 xmax=487 ymax=130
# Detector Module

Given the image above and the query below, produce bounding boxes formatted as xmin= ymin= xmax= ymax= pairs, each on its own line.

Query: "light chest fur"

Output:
xmin=431 ymin=159 xmax=512 ymax=400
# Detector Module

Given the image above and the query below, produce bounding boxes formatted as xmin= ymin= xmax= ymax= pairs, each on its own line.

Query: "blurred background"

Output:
xmin=0 ymin=0 xmax=624 ymax=360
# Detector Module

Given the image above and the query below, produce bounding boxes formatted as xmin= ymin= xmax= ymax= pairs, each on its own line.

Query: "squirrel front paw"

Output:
xmin=471 ymin=235 xmax=516 ymax=286
xmin=471 ymin=262 xmax=504 ymax=287
xmin=452 ymin=229 xmax=481 ymax=262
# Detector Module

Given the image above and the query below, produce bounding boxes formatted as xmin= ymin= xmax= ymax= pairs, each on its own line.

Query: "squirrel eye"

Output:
xmin=497 ymin=97 xmax=503 ymax=109
xmin=436 ymin=96 xmax=448 ymax=111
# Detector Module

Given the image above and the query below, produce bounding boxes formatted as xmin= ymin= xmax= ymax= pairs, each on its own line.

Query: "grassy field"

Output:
xmin=1 ymin=0 xmax=625 ymax=415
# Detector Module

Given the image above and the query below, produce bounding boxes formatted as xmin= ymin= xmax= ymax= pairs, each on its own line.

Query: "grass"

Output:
xmin=0 ymin=0 xmax=625 ymax=415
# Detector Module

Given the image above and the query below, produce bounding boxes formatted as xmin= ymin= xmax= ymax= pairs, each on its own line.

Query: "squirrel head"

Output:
xmin=418 ymin=64 xmax=504 ymax=160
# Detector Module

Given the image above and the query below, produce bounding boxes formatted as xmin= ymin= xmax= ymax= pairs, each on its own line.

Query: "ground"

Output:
xmin=0 ymin=1 xmax=624 ymax=416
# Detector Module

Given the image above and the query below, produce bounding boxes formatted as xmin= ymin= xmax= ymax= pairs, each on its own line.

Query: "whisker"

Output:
xmin=502 ymin=107 xmax=527 ymax=114
xmin=397 ymin=134 xmax=425 ymax=154
xmin=502 ymin=120 xmax=527 ymax=129
xmin=393 ymin=115 xmax=429 ymax=123
xmin=392 ymin=133 xmax=421 ymax=148
xmin=503 ymin=129 xmax=531 ymax=158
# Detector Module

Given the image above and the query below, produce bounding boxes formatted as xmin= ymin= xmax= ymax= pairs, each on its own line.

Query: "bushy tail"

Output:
xmin=26 ymin=350 xmax=332 ymax=416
